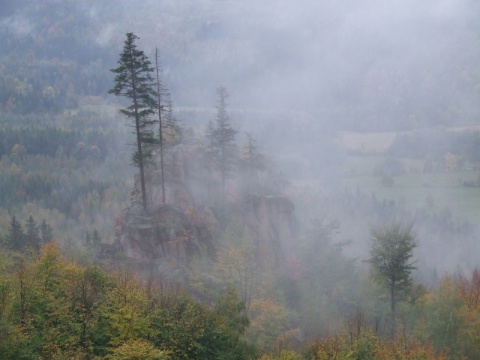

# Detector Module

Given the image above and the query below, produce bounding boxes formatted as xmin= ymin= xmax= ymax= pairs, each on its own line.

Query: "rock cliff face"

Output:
xmin=115 ymin=203 xmax=215 ymax=262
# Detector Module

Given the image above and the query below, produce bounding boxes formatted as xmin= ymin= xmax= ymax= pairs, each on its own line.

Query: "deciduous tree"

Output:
xmin=368 ymin=223 xmax=417 ymax=338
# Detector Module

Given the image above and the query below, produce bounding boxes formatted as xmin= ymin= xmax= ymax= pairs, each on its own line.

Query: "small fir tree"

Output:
xmin=25 ymin=215 xmax=40 ymax=251
xmin=40 ymin=220 xmax=53 ymax=245
xmin=91 ymin=229 xmax=101 ymax=248
xmin=5 ymin=216 xmax=25 ymax=251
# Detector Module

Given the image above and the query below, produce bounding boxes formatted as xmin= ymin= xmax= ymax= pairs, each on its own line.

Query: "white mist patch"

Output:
xmin=0 ymin=15 xmax=34 ymax=36
xmin=96 ymin=23 xmax=117 ymax=46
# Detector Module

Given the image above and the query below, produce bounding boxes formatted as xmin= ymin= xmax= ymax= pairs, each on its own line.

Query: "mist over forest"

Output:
xmin=1 ymin=0 xmax=480 ymax=359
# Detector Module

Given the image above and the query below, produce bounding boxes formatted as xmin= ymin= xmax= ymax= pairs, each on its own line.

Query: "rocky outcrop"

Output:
xmin=116 ymin=142 xmax=297 ymax=269
xmin=115 ymin=204 xmax=215 ymax=263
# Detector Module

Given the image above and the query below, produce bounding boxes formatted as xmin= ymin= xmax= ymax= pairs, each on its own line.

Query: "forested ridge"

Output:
xmin=1 ymin=0 xmax=480 ymax=359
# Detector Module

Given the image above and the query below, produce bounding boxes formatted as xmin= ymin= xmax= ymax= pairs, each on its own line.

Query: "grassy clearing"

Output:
xmin=337 ymin=127 xmax=480 ymax=224
xmin=342 ymin=166 xmax=480 ymax=223
xmin=337 ymin=131 xmax=398 ymax=153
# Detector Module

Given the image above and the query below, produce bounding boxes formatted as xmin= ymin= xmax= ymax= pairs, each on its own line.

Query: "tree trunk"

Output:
xmin=390 ymin=282 xmax=396 ymax=339
xmin=129 ymin=53 xmax=147 ymax=211
xmin=155 ymin=48 xmax=166 ymax=204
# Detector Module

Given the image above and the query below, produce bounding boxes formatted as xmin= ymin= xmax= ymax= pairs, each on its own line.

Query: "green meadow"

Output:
xmin=340 ymin=131 xmax=480 ymax=224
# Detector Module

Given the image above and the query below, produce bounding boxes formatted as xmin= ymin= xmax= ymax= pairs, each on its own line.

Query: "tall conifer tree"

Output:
xmin=109 ymin=33 xmax=157 ymax=211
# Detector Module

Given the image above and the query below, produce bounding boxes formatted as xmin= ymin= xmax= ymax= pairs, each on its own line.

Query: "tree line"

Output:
xmin=0 ymin=243 xmax=255 ymax=359
xmin=0 ymin=214 xmax=53 ymax=253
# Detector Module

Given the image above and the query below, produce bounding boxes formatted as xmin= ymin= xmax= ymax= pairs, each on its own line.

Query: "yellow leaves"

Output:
xmin=0 ymin=243 xmax=257 ymax=358
xmin=374 ymin=339 xmax=447 ymax=360
xmin=308 ymin=333 xmax=446 ymax=360
xmin=421 ymin=271 xmax=480 ymax=358
xmin=312 ymin=335 xmax=346 ymax=360
xmin=456 ymin=267 xmax=480 ymax=310
xmin=260 ymin=350 xmax=302 ymax=360
xmin=36 ymin=242 xmax=63 ymax=287
xmin=105 ymin=271 xmax=150 ymax=347
xmin=246 ymin=297 xmax=290 ymax=351
xmin=105 ymin=339 xmax=170 ymax=360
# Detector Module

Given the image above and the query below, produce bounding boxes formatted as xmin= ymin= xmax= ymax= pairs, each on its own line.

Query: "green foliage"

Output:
xmin=368 ymin=223 xmax=417 ymax=337
xmin=305 ymin=331 xmax=446 ymax=360
xmin=3 ymin=216 xmax=24 ymax=252
xmin=421 ymin=269 xmax=480 ymax=359
xmin=299 ymin=220 xmax=359 ymax=340
xmin=104 ymin=271 xmax=150 ymax=347
xmin=2 ymin=215 xmax=53 ymax=254
xmin=0 ymin=244 xmax=257 ymax=359
xmin=24 ymin=215 xmax=40 ymax=251
xmin=0 ymin=0 xmax=116 ymax=114
xmin=368 ymin=223 xmax=417 ymax=294
xmin=149 ymin=287 xmax=255 ymax=360
xmin=259 ymin=350 xmax=301 ymax=360
xmin=105 ymin=340 xmax=170 ymax=360
xmin=0 ymin=126 xmax=111 ymax=160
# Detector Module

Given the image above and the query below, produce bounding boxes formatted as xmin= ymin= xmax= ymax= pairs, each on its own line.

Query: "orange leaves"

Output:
xmin=457 ymin=267 xmax=480 ymax=310
xmin=308 ymin=333 xmax=447 ymax=360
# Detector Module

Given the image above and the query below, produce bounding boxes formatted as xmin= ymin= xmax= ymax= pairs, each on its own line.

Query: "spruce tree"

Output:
xmin=5 ymin=216 xmax=25 ymax=251
xmin=92 ymin=229 xmax=101 ymax=248
xmin=25 ymin=215 xmax=40 ymax=251
xmin=109 ymin=32 xmax=157 ymax=211
xmin=40 ymin=219 xmax=53 ymax=245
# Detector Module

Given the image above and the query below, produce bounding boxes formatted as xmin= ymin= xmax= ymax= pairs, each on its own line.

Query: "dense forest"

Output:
xmin=1 ymin=0 xmax=480 ymax=359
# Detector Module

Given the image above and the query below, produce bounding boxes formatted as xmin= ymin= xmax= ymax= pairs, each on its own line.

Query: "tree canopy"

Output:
xmin=368 ymin=223 xmax=417 ymax=338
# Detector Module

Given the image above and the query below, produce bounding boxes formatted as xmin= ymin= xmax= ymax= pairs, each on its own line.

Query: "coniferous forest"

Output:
xmin=2 ymin=1 xmax=480 ymax=359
